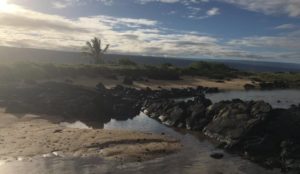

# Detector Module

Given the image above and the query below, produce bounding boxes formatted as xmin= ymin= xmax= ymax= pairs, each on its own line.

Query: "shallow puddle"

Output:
xmin=0 ymin=113 xmax=284 ymax=174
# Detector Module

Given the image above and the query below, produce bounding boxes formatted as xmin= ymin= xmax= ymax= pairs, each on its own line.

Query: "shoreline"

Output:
xmin=0 ymin=110 xmax=181 ymax=162
xmin=28 ymin=75 xmax=254 ymax=91
xmin=0 ymin=79 xmax=299 ymax=172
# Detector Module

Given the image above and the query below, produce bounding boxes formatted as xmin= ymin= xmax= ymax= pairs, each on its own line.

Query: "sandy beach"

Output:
xmin=37 ymin=75 xmax=254 ymax=91
xmin=0 ymin=109 xmax=181 ymax=162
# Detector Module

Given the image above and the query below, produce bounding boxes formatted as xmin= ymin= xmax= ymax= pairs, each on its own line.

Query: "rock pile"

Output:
xmin=0 ymin=82 xmax=219 ymax=127
xmin=142 ymin=95 xmax=300 ymax=171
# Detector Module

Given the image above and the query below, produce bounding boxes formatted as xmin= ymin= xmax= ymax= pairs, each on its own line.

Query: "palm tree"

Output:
xmin=83 ymin=37 xmax=109 ymax=64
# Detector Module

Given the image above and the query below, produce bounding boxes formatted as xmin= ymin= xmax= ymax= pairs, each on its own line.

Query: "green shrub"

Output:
xmin=181 ymin=61 xmax=238 ymax=79
xmin=118 ymin=58 xmax=137 ymax=66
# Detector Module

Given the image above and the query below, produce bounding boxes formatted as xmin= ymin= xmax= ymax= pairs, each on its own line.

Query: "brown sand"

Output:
xmin=36 ymin=75 xmax=254 ymax=91
xmin=134 ymin=76 xmax=253 ymax=91
xmin=0 ymin=110 xmax=180 ymax=162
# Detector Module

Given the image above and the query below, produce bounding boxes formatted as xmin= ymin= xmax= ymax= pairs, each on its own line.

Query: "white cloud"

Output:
xmin=218 ymin=0 xmax=300 ymax=17
xmin=0 ymin=1 xmax=299 ymax=62
xmin=137 ymin=0 xmax=185 ymax=4
xmin=187 ymin=7 xmax=220 ymax=19
xmin=52 ymin=0 xmax=72 ymax=9
xmin=51 ymin=0 xmax=300 ymax=18
xmin=136 ymin=0 xmax=209 ymax=6
xmin=206 ymin=7 xmax=220 ymax=16
xmin=51 ymin=0 xmax=114 ymax=8
xmin=228 ymin=36 xmax=300 ymax=50
xmin=136 ymin=0 xmax=219 ymax=19
xmin=275 ymin=24 xmax=298 ymax=30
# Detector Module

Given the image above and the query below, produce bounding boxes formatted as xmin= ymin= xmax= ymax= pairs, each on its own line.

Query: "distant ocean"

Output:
xmin=0 ymin=46 xmax=300 ymax=72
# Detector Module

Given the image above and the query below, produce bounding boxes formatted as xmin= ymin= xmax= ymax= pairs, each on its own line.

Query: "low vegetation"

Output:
xmin=251 ymin=72 xmax=300 ymax=88
xmin=0 ymin=61 xmax=299 ymax=88
xmin=180 ymin=61 xmax=239 ymax=79
xmin=117 ymin=58 xmax=138 ymax=66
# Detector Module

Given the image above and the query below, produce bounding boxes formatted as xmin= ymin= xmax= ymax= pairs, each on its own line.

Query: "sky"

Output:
xmin=0 ymin=0 xmax=300 ymax=63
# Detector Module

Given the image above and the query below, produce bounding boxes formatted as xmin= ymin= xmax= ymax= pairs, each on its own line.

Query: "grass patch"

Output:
xmin=1 ymin=61 xmax=299 ymax=88
xmin=181 ymin=61 xmax=240 ymax=79
xmin=251 ymin=72 xmax=300 ymax=88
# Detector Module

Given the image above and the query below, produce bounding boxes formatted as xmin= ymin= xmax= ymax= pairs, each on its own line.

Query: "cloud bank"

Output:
xmin=0 ymin=0 xmax=299 ymax=63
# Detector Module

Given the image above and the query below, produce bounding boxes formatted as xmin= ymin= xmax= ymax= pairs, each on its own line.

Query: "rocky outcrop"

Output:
xmin=203 ymin=100 xmax=272 ymax=148
xmin=237 ymin=105 xmax=300 ymax=171
xmin=0 ymin=82 xmax=219 ymax=128
xmin=259 ymin=80 xmax=290 ymax=90
xmin=101 ymin=84 xmax=219 ymax=101
xmin=142 ymin=95 xmax=300 ymax=171
xmin=143 ymin=95 xmax=212 ymax=130
xmin=0 ymin=82 xmax=141 ymax=127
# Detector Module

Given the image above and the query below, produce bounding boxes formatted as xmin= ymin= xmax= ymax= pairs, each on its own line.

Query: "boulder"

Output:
xmin=163 ymin=104 xmax=186 ymax=127
xmin=203 ymin=100 xmax=272 ymax=148
xmin=210 ymin=153 xmax=224 ymax=159
xmin=185 ymin=95 xmax=212 ymax=130
xmin=239 ymin=106 xmax=300 ymax=170
xmin=185 ymin=103 xmax=209 ymax=130
xmin=280 ymin=140 xmax=300 ymax=172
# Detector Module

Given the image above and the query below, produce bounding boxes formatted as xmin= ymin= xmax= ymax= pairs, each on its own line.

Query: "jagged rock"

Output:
xmin=210 ymin=153 xmax=224 ymax=159
xmin=163 ymin=102 xmax=186 ymax=126
xmin=203 ymin=100 xmax=272 ymax=148
xmin=280 ymin=140 xmax=300 ymax=172
xmin=143 ymin=95 xmax=213 ymax=130
xmin=185 ymin=96 xmax=212 ymax=130
xmin=238 ymin=106 xmax=300 ymax=170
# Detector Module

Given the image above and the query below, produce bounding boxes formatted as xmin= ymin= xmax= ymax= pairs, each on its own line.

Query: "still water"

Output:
xmin=1 ymin=90 xmax=300 ymax=174
xmin=0 ymin=113 xmax=284 ymax=174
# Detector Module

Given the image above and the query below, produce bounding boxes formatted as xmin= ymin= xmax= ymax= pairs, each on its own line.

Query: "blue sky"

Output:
xmin=1 ymin=0 xmax=300 ymax=63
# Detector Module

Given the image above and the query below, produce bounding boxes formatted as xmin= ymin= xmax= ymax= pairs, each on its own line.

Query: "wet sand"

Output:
xmin=0 ymin=113 xmax=283 ymax=174
xmin=0 ymin=110 xmax=180 ymax=162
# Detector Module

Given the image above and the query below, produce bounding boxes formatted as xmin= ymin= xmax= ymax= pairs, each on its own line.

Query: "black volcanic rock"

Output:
xmin=203 ymin=100 xmax=272 ymax=148
xmin=143 ymin=95 xmax=213 ymax=130
xmin=210 ymin=153 xmax=224 ymax=159
xmin=259 ymin=80 xmax=290 ymax=90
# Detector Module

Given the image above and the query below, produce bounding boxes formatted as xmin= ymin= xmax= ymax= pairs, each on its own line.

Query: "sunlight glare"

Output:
xmin=0 ymin=0 xmax=18 ymax=13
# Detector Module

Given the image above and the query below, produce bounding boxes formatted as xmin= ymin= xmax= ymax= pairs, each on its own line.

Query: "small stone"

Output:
xmin=210 ymin=153 xmax=224 ymax=159
xmin=53 ymin=129 xmax=62 ymax=133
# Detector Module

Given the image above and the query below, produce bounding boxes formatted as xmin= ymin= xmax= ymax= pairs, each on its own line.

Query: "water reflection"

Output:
xmin=104 ymin=113 xmax=282 ymax=174
xmin=2 ymin=89 xmax=299 ymax=174
xmin=0 ymin=113 xmax=283 ymax=174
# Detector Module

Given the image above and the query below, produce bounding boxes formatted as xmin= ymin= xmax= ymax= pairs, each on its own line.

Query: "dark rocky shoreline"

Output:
xmin=143 ymin=94 xmax=300 ymax=172
xmin=0 ymin=82 xmax=299 ymax=172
